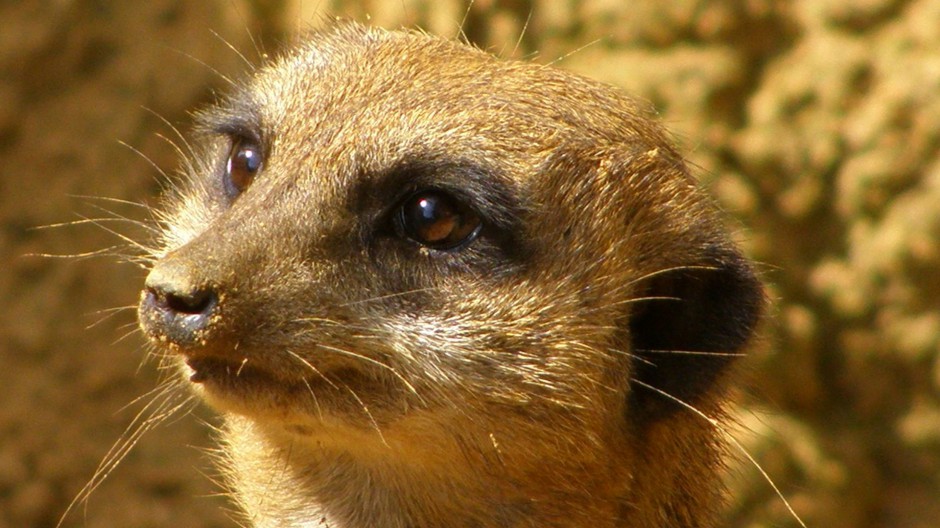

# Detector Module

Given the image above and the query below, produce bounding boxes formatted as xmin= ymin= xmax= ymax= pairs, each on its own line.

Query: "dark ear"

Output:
xmin=627 ymin=248 xmax=764 ymax=422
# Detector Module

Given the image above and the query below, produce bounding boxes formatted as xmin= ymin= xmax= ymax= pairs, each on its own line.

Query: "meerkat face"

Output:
xmin=138 ymin=24 xmax=762 ymax=449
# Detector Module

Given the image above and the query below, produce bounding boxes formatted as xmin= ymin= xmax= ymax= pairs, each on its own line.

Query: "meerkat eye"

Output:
xmin=398 ymin=190 xmax=482 ymax=250
xmin=224 ymin=137 xmax=263 ymax=196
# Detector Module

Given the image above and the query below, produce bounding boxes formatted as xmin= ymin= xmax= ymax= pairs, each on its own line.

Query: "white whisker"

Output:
xmin=315 ymin=343 xmax=422 ymax=401
xmin=636 ymin=349 xmax=747 ymax=358
xmin=285 ymin=349 xmax=338 ymax=391
xmin=340 ymin=286 xmax=437 ymax=307
xmin=632 ymin=379 xmax=807 ymax=528
xmin=339 ymin=381 xmax=387 ymax=446
xmin=57 ymin=381 xmax=194 ymax=527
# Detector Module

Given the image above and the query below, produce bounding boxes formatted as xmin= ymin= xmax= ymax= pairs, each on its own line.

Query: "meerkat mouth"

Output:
xmin=185 ymin=356 xmax=261 ymax=384
xmin=182 ymin=351 xmax=406 ymax=436
xmin=182 ymin=355 xmax=316 ymax=416
xmin=182 ymin=354 xmax=381 ymax=407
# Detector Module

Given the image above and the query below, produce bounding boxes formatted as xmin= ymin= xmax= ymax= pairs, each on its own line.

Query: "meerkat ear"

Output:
xmin=627 ymin=246 xmax=764 ymax=422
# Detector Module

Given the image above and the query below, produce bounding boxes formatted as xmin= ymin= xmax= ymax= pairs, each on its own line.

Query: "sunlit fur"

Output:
xmin=136 ymin=23 xmax=771 ymax=528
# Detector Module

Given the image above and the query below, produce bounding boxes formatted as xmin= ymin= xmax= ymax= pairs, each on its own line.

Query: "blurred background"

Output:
xmin=2 ymin=1 xmax=938 ymax=526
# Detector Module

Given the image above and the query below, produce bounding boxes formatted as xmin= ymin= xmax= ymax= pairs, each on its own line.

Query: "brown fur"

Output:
xmin=138 ymin=23 xmax=763 ymax=527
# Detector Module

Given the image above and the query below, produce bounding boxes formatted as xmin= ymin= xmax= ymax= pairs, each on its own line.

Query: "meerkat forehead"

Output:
xmin=209 ymin=23 xmax=671 ymax=184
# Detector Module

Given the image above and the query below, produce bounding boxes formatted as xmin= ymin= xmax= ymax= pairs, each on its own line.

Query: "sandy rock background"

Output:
xmin=2 ymin=1 xmax=938 ymax=527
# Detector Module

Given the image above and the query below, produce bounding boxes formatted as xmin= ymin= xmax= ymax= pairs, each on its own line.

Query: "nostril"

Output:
xmin=146 ymin=284 xmax=218 ymax=317
xmin=164 ymin=288 xmax=217 ymax=316
xmin=141 ymin=283 xmax=220 ymax=347
xmin=141 ymin=265 xmax=221 ymax=348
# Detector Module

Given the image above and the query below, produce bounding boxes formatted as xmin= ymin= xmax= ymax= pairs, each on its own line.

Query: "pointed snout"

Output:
xmin=139 ymin=258 xmax=220 ymax=349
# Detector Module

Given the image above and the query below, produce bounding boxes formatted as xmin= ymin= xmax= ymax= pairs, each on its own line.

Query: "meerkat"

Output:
xmin=137 ymin=22 xmax=764 ymax=528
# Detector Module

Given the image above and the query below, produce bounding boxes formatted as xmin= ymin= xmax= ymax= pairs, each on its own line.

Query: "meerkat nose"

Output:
xmin=139 ymin=266 xmax=219 ymax=348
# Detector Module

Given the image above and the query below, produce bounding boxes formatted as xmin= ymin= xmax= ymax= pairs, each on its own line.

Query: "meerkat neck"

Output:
xmin=222 ymin=416 xmax=655 ymax=528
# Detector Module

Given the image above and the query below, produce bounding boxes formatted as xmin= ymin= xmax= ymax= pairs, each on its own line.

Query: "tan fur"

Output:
xmin=138 ymin=23 xmax=764 ymax=527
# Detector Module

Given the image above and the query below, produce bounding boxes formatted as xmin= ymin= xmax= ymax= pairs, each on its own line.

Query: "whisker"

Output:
xmin=606 ymin=347 xmax=657 ymax=367
xmin=632 ymin=379 xmax=807 ymax=528
xmin=235 ymin=357 xmax=249 ymax=377
xmin=238 ymin=6 xmax=266 ymax=64
xmin=118 ymin=140 xmax=172 ymax=181
xmin=622 ymin=264 xmax=720 ymax=290
xmin=62 ymin=194 xmax=152 ymax=210
xmin=315 ymin=343 xmax=421 ymax=401
xmin=299 ymin=377 xmax=324 ymax=421
xmin=28 ymin=245 xmax=126 ymax=260
xmin=339 ymin=286 xmax=437 ymax=307
xmin=137 ymin=343 xmax=162 ymax=374
xmin=455 ymin=0 xmax=475 ymax=44
xmin=636 ymin=349 xmax=747 ymax=358
xmin=152 ymin=132 xmax=197 ymax=180
xmin=141 ymin=106 xmax=199 ymax=164
xmin=511 ymin=9 xmax=533 ymax=58
xmin=545 ymin=38 xmax=603 ymax=67
xmin=55 ymin=213 xmax=154 ymax=264
xmin=58 ymin=382 xmax=194 ymax=527
xmin=210 ymin=28 xmax=255 ymax=70
xmin=115 ymin=376 xmax=185 ymax=416
xmin=608 ymin=295 xmax=681 ymax=306
xmin=581 ymin=295 xmax=682 ymax=316
xmin=168 ymin=47 xmax=238 ymax=89
xmin=83 ymin=202 xmax=158 ymax=234
xmin=84 ymin=305 xmax=137 ymax=330
xmin=338 ymin=381 xmax=387 ymax=446
xmin=87 ymin=305 xmax=137 ymax=316
xmin=292 ymin=316 xmax=349 ymax=326
xmin=111 ymin=324 xmax=143 ymax=346
xmin=30 ymin=218 xmax=107 ymax=231
xmin=285 ymin=349 xmax=338 ymax=391
xmin=292 ymin=320 xmax=383 ymax=339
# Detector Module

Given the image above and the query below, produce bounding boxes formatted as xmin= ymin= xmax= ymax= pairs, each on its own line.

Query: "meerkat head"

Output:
xmin=138 ymin=22 xmax=763 ymax=526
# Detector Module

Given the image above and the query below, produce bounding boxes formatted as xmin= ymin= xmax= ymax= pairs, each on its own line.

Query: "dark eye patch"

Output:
xmin=355 ymin=159 xmax=533 ymax=266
